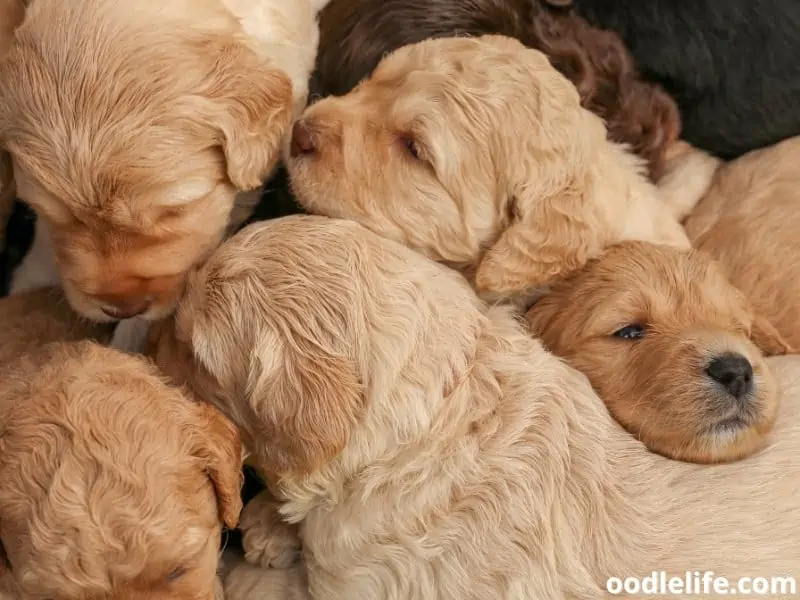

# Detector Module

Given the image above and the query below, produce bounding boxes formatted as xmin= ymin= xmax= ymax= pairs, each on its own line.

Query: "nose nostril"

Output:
xmin=290 ymin=121 xmax=316 ymax=158
xmin=706 ymin=353 xmax=754 ymax=400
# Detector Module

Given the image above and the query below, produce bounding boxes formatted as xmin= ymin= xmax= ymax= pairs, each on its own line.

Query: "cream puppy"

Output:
xmin=0 ymin=0 xmax=326 ymax=323
xmin=152 ymin=216 xmax=799 ymax=600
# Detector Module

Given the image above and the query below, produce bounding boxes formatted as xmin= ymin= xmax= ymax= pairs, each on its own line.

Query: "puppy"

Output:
xmin=0 ymin=0 xmax=324 ymax=321
xmin=153 ymin=216 xmax=800 ymax=599
xmin=676 ymin=137 xmax=800 ymax=354
xmin=0 ymin=286 xmax=112 ymax=364
xmin=569 ymin=0 xmax=800 ymax=159
xmin=525 ymin=241 xmax=790 ymax=463
xmin=287 ymin=35 xmax=689 ymax=302
xmin=0 ymin=341 xmax=243 ymax=599
xmin=312 ymin=0 xmax=679 ymax=181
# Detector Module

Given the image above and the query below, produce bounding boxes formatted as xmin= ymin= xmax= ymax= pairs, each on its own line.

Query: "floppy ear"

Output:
xmin=247 ymin=334 xmax=365 ymax=478
xmin=191 ymin=402 xmax=244 ymax=529
xmin=475 ymin=186 xmax=608 ymax=295
xmin=194 ymin=43 xmax=294 ymax=191
xmin=751 ymin=315 xmax=794 ymax=356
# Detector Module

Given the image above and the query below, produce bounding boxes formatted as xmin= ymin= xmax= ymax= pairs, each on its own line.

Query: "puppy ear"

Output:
xmin=191 ymin=402 xmax=244 ymax=529
xmin=475 ymin=187 xmax=607 ymax=295
xmin=194 ymin=44 xmax=294 ymax=191
xmin=751 ymin=315 xmax=794 ymax=356
xmin=247 ymin=334 xmax=365 ymax=478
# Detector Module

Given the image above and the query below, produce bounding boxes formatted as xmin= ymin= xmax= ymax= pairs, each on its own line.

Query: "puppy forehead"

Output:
xmin=576 ymin=244 xmax=746 ymax=323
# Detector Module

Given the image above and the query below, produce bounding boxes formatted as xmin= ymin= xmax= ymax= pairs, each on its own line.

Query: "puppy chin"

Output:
xmin=62 ymin=283 xmax=181 ymax=324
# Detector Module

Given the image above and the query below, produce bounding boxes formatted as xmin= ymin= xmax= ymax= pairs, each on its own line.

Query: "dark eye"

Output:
xmin=166 ymin=566 xmax=187 ymax=582
xmin=402 ymin=136 xmax=421 ymax=160
xmin=613 ymin=324 xmax=646 ymax=340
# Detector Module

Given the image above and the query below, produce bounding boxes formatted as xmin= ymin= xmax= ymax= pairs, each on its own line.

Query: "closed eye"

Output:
xmin=400 ymin=135 xmax=421 ymax=160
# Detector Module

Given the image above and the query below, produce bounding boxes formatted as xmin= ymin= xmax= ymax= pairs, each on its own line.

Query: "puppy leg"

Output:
xmin=224 ymin=556 xmax=311 ymax=600
xmin=9 ymin=218 xmax=60 ymax=294
xmin=657 ymin=141 xmax=722 ymax=221
xmin=240 ymin=490 xmax=301 ymax=569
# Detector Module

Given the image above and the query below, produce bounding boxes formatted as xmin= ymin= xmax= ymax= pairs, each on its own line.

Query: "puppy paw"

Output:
xmin=240 ymin=491 xmax=301 ymax=569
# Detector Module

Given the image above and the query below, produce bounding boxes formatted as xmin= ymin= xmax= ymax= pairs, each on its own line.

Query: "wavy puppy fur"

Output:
xmin=0 ymin=342 xmax=243 ymax=600
xmin=678 ymin=136 xmax=800 ymax=353
xmin=526 ymin=241 xmax=789 ymax=464
xmin=153 ymin=216 xmax=800 ymax=599
xmin=313 ymin=0 xmax=680 ymax=181
xmin=0 ymin=0 xmax=323 ymax=322
xmin=288 ymin=35 xmax=688 ymax=301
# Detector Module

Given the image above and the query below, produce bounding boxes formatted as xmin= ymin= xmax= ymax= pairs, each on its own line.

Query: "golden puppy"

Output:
xmin=286 ymin=35 xmax=689 ymax=300
xmin=0 ymin=0 xmax=325 ymax=321
xmin=0 ymin=342 xmax=243 ymax=599
xmin=526 ymin=241 xmax=790 ymax=463
xmin=673 ymin=136 xmax=800 ymax=352
xmin=0 ymin=286 xmax=112 ymax=365
xmin=153 ymin=216 xmax=799 ymax=599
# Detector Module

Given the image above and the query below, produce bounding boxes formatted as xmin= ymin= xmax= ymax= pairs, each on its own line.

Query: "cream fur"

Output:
xmin=286 ymin=35 xmax=689 ymax=302
xmin=150 ymin=216 xmax=799 ymax=600
xmin=0 ymin=0 xmax=321 ymax=321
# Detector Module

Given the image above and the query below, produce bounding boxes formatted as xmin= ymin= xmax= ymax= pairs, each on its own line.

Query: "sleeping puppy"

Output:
xmin=153 ymin=216 xmax=800 ymax=599
xmin=525 ymin=241 xmax=790 ymax=463
xmin=0 ymin=341 xmax=243 ymax=599
xmin=312 ymin=0 xmax=680 ymax=181
xmin=568 ymin=0 xmax=800 ymax=159
xmin=0 ymin=0 xmax=326 ymax=321
xmin=677 ymin=136 xmax=800 ymax=353
xmin=287 ymin=35 xmax=689 ymax=302
xmin=0 ymin=286 xmax=112 ymax=365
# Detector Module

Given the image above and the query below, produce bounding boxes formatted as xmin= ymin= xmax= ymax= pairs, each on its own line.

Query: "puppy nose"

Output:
xmin=290 ymin=121 xmax=316 ymax=157
xmin=706 ymin=353 xmax=754 ymax=400
xmin=100 ymin=297 xmax=150 ymax=320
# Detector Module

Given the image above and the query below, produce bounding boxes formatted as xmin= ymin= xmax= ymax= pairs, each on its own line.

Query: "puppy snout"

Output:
xmin=706 ymin=353 xmax=754 ymax=400
xmin=98 ymin=296 xmax=151 ymax=320
xmin=290 ymin=120 xmax=317 ymax=157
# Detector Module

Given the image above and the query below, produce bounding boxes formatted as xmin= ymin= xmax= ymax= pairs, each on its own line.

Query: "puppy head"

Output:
xmin=0 ymin=342 xmax=242 ymax=599
xmin=288 ymin=34 xmax=608 ymax=295
xmin=153 ymin=215 xmax=480 ymax=485
xmin=0 ymin=1 xmax=293 ymax=322
xmin=526 ymin=241 xmax=788 ymax=463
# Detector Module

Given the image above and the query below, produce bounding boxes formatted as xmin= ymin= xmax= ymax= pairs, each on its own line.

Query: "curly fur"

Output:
xmin=570 ymin=0 xmax=800 ymax=159
xmin=311 ymin=0 xmax=679 ymax=181
xmin=0 ymin=342 xmax=243 ymax=599
xmin=154 ymin=216 xmax=800 ymax=599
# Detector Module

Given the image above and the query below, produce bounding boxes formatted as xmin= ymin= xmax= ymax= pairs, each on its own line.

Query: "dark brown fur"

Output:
xmin=311 ymin=0 xmax=680 ymax=180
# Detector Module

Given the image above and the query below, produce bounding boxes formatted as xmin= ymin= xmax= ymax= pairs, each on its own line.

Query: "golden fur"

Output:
xmin=525 ymin=241 xmax=789 ymax=464
xmin=0 ymin=341 xmax=243 ymax=599
xmin=0 ymin=0 xmax=324 ymax=321
xmin=154 ymin=216 xmax=800 ymax=599
xmin=0 ymin=286 xmax=113 ymax=365
xmin=286 ymin=35 xmax=688 ymax=300
xmin=670 ymin=136 xmax=800 ymax=352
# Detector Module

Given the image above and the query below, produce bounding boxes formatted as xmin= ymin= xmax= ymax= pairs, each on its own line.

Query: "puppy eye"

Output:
xmin=166 ymin=566 xmax=187 ymax=582
xmin=612 ymin=324 xmax=646 ymax=340
xmin=401 ymin=136 xmax=421 ymax=160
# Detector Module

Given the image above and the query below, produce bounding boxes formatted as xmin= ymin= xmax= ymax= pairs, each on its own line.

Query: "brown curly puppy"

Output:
xmin=312 ymin=0 xmax=680 ymax=180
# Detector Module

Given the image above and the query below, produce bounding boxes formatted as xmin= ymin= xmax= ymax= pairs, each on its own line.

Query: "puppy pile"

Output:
xmin=1 ymin=0 xmax=799 ymax=598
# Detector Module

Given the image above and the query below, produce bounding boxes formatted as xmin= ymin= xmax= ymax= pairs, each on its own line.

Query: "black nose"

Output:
xmin=706 ymin=353 xmax=754 ymax=400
